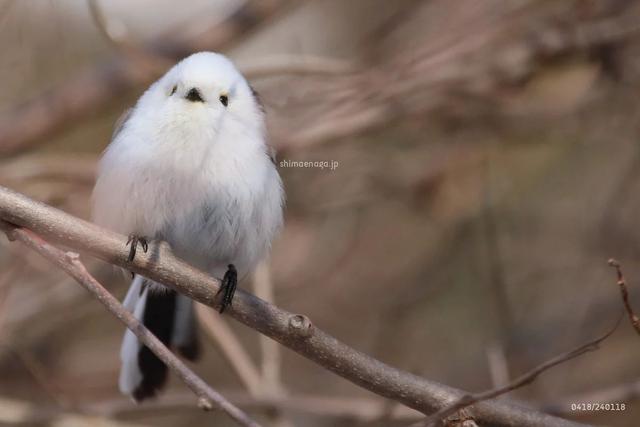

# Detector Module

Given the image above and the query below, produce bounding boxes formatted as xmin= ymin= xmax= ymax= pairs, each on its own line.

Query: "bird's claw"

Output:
xmin=126 ymin=234 xmax=148 ymax=262
xmin=217 ymin=264 xmax=237 ymax=314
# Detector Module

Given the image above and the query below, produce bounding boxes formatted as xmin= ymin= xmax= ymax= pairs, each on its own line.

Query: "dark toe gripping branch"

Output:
xmin=126 ymin=234 xmax=148 ymax=262
xmin=217 ymin=264 xmax=237 ymax=314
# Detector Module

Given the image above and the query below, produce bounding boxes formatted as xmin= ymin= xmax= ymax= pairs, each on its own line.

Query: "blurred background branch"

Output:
xmin=2 ymin=0 xmax=640 ymax=426
xmin=0 ymin=0 xmax=290 ymax=156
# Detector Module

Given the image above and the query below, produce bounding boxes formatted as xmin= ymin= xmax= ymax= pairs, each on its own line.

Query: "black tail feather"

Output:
xmin=132 ymin=290 xmax=177 ymax=401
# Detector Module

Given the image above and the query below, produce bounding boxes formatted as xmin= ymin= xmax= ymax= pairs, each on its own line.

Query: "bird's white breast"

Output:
xmin=93 ymin=105 xmax=283 ymax=279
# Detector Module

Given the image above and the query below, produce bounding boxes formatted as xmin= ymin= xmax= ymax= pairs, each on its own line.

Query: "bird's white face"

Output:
xmin=138 ymin=52 xmax=263 ymax=141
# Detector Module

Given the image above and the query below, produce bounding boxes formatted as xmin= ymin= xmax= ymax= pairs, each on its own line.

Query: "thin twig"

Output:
xmin=414 ymin=317 xmax=622 ymax=427
xmin=486 ymin=344 xmax=509 ymax=389
xmin=195 ymin=302 xmax=263 ymax=396
xmin=0 ymin=185 xmax=587 ymax=427
xmin=253 ymin=261 xmax=294 ymax=427
xmin=0 ymin=222 xmax=262 ymax=427
xmin=608 ymin=259 xmax=640 ymax=335
xmin=253 ymin=261 xmax=283 ymax=395
xmin=481 ymin=154 xmax=514 ymax=391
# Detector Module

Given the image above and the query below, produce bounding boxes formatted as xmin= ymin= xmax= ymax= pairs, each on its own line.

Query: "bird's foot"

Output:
xmin=216 ymin=264 xmax=237 ymax=314
xmin=126 ymin=234 xmax=148 ymax=262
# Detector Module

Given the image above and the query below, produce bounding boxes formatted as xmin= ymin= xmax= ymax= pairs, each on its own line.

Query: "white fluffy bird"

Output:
xmin=92 ymin=52 xmax=284 ymax=401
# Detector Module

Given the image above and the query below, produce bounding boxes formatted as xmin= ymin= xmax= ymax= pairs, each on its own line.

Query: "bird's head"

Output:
xmin=139 ymin=52 xmax=263 ymax=138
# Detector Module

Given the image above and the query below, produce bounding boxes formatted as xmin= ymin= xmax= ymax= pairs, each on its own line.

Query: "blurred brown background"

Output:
xmin=1 ymin=0 xmax=640 ymax=426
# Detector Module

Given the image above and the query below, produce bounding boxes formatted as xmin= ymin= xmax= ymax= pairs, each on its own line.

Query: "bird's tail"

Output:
xmin=119 ymin=275 xmax=201 ymax=401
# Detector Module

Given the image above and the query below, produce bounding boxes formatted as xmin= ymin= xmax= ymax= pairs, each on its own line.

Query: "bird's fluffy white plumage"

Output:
xmin=93 ymin=52 xmax=283 ymax=278
xmin=92 ymin=52 xmax=284 ymax=399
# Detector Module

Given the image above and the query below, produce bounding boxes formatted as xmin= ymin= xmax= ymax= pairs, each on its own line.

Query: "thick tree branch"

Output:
xmin=0 ymin=185 xmax=586 ymax=427
xmin=0 ymin=221 xmax=262 ymax=427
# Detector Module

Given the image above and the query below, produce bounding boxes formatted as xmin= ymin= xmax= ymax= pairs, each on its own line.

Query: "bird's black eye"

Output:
xmin=170 ymin=85 xmax=177 ymax=96
xmin=219 ymin=94 xmax=228 ymax=107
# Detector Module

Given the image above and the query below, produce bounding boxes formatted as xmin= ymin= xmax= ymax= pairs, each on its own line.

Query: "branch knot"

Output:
xmin=198 ymin=397 xmax=214 ymax=411
xmin=288 ymin=314 xmax=313 ymax=339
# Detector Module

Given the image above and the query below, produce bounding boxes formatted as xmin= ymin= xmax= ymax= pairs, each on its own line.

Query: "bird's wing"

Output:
xmin=111 ymin=107 xmax=133 ymax=141
xmin=249 ymin=85 xmax=278 ymax=165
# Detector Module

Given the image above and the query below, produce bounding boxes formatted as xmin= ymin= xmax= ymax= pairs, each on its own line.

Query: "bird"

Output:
xmin=92 ymin=51 xmax=284 ymax=401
